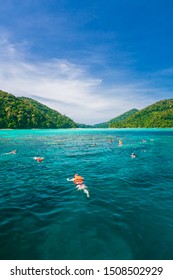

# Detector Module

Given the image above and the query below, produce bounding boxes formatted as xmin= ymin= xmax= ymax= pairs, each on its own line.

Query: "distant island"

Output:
xmin=0 ymin=89 xmax=173 ymax=128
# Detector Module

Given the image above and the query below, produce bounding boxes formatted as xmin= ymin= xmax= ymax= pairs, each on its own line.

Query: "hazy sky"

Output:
xmin=1 ymin=0 xmax=173 ymax=124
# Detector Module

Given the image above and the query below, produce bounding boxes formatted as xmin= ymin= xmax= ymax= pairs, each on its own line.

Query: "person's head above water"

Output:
xmin=131 ymin=152 xmax=136 ymax=158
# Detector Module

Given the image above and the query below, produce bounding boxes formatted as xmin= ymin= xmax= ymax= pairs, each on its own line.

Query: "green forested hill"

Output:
xmin=94 ymin=109 xmax=138 ymax=128
xmin=0 ymin=90 xmax=77 ymax=129
xmin=110 ymin=99 xmax=173 ymax=128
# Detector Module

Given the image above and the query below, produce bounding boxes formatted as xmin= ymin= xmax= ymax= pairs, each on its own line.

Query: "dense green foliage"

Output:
xmin=94 ymin=109 xmax=138 ymax=128
xmin=110 ymin=99 xmax=173 ymax=128
xmin=0 ymin=90 xmax=77 ymax=129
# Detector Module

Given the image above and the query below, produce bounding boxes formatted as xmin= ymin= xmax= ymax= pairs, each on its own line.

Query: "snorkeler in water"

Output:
xmin=67 ymin=174 xmax=90 ymax=198
xmin=131 ymin=152 xmax=136 ymax=158
xmin=1 ymin=150 xmax=17 ymax=155
xmin=9 ymin=150 xmax=17 ymax=154
xmin=118 ymin=140 xmax=123 ymax=146
xmin=33 ymin=157 xmax=44 ymax=162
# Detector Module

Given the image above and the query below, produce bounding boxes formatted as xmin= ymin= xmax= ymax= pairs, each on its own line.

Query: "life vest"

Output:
xmin=74 ymin=175 xmax=84 ymax=185
xmin=37 ymin=157 xmax=43 ymax=162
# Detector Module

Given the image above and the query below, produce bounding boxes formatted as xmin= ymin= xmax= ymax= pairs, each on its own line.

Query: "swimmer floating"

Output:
xmin=131 ymin=152 xmax=136 ymax=158
xmin=33 ymin=157 xmax=44 ymax=162
xmin=67 ymin=174 xmax=90 ymax=198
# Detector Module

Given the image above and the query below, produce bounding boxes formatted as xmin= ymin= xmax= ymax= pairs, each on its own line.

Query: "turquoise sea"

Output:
xmin=0 ymin=128 xmax=173 ymax=260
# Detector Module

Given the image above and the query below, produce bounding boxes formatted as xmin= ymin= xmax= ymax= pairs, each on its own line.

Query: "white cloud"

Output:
xmin=0 ymin=36 xmax=172 ymax=124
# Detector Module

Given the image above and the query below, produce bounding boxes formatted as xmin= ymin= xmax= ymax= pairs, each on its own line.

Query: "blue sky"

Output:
xmin=1 ymin=0 xmax=173 ymax=124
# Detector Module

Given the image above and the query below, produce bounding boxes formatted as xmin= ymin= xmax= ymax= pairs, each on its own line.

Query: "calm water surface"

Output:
xmin=0 ymin=129 xmax=173 ymax=260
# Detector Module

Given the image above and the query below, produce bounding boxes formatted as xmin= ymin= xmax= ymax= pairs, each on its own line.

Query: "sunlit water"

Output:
xmin=0 ymin=129 xmax=173 ymax=260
